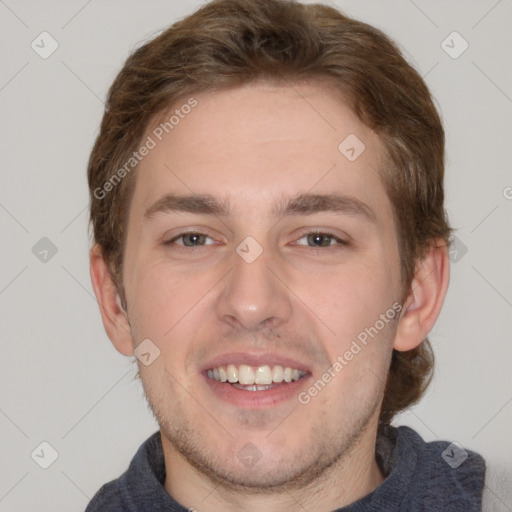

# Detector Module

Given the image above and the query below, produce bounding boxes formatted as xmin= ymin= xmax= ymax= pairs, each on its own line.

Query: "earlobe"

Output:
xmin=393 ymin=241 xmax=450 ymax=352
xmin=89 ymin=244 xmax=134 ymax=356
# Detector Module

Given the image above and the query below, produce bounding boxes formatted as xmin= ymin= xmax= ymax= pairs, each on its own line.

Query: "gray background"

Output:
xmin=0 ymin=0 xmax=511 ymax=510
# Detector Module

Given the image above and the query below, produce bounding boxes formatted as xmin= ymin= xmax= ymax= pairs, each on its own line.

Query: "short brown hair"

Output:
xmin=87 ymin=0 xmax=452 ymax=428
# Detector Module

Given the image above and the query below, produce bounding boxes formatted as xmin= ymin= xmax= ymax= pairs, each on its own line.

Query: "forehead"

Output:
xmin=132 ymin=81 xmax=390 ymax=219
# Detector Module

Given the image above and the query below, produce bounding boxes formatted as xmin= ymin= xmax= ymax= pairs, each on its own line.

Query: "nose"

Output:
xmin=215 ymin=240 xmax=293 ymax=331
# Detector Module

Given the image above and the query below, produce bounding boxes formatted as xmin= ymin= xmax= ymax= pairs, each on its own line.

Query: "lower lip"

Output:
xmin=202 ymin=372 xmax=310 ymax=408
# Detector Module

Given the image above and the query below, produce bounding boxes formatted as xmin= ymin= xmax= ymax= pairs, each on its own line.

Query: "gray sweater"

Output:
xmin=85 ymin=425 xmax=486 ymax=511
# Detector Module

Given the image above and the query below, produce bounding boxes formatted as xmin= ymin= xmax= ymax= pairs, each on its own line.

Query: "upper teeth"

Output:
xmin=207 ymin=364 xmax=306 ymax=385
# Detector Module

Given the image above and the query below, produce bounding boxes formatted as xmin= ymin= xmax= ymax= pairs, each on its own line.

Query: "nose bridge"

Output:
xmin=215 ymin=235 xmax=293 ymax=330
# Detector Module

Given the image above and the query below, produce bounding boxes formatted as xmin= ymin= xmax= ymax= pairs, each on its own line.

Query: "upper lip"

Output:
xmin=200 ymin=351 xmax=312 ymax=373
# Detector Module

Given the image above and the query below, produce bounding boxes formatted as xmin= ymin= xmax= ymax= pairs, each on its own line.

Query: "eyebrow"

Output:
xmin=143 ymin=192 xmax=376 ymax=222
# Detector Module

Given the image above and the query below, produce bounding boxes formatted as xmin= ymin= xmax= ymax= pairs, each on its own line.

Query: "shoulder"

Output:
xmin=85 ymin=479 xmax=124 ymax=512
xmin=84 ymin=431 xmax=163 ymax=511
xmin=392 ymin=425 xmax=486 ymax=509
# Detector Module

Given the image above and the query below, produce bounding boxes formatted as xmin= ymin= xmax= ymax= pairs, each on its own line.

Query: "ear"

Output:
xmin=394 ymin=240 xmax=450 ymax=351
xmin=89 ymin=244 xmax=134 ymax=356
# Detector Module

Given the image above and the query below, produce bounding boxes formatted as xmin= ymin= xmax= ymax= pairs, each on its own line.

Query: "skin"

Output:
xmin=90 ymin=81 xmax=449 ymax=512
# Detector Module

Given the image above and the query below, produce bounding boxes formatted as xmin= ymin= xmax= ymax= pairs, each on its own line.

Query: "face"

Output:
xmin=121 ymin=81 xmax=404 ymax=489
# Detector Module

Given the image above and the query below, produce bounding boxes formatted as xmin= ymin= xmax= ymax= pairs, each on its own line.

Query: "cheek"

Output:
xmin=325 ymin=261 xmax=395 ymax=320
xmin=125 ymin=259 xmax=216 ymax=354
xmin=124 ymin=260 xmax=181 ymax=337
xmin=313 ymin=290 xmax=397 ymax=416
xmin=313 ymin=255 xmax=400 ymax=368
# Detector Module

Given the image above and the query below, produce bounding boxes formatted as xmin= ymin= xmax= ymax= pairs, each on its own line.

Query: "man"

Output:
xmin=86 ymin=0 xmax=486 ymax=510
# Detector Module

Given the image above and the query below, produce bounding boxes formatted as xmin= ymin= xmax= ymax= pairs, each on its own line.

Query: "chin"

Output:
xmin=165 ymin=424 xmax=343 ymax=492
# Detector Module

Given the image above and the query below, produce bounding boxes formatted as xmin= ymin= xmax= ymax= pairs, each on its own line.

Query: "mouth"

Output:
xmin=207 ymin=364 xmax=307 ymax=391
xmin=202 ymin=359 xmax=311 ymax=408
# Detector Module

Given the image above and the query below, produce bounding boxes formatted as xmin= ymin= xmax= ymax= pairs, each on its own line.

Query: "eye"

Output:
xmin=163 ymin=230 xmax=348 ymax=251
xmin=165 ymin=232 xmax=215 ymax=247
xmin=294 ymin=231 xmax=348 ymax=248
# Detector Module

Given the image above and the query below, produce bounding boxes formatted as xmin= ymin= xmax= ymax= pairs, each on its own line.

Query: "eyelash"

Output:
xmin=164 ymin=231 xmax=349 ymax=252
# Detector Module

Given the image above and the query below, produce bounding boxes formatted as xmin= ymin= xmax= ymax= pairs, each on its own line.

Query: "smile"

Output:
xmin=206 ymin=363 xmax=308 ymax=395
xmin=208 ymin=363 xmax=306 ymax=385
